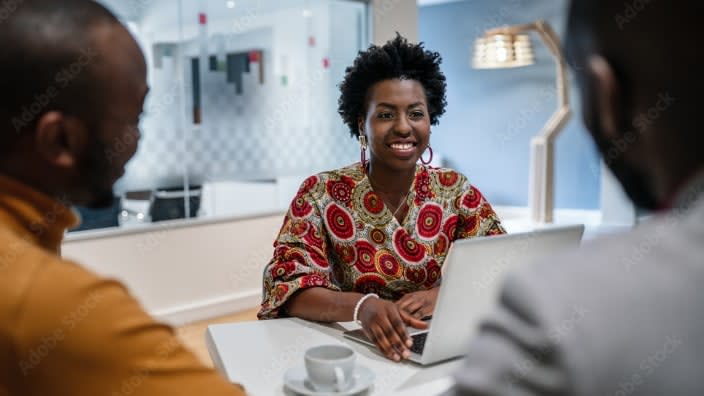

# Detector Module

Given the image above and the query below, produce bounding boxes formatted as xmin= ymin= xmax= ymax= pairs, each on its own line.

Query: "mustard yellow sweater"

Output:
xmin=0 ymin=174 xmax=245 ymax=396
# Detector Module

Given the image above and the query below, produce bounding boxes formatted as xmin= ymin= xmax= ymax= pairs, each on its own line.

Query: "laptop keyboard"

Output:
xmin=410 ymin=332 xmax=428 ymax=354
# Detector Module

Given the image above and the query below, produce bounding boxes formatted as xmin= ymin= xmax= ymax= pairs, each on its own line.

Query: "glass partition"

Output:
xmin=72 ymin=0 xmax=369 ymax=232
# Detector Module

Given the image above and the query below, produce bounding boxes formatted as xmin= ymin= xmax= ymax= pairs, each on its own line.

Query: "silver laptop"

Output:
xmin=343 ymin=224 xmax=585 ymax=365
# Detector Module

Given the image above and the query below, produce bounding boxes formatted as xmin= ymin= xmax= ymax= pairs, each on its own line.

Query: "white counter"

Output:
xmin=62 ymin=206 xmax=629 ymax=326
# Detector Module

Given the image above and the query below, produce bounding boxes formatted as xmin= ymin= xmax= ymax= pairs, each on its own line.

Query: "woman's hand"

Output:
xmin=395 ymin=288 xmax=439 ymax=319
xmin=357 ymin=297 xmax=428 ymax=362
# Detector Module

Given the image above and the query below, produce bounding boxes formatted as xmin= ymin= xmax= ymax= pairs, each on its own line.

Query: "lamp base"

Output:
xmin=528 ymin=137 xmax=554 ymax=223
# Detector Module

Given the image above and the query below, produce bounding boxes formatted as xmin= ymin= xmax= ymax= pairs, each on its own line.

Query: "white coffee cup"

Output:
xmin=304 ymin=345 xmax=356 ymax=392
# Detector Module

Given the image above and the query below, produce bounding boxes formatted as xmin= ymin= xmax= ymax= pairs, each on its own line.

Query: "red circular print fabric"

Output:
xmin=363 ymin=191 xmax=384 ymax=214
xmin=462 ymin=214 xmax=479 ymax=236
xmin=375 ymin=251 xmax=402 ymax=278
xmin=355 ymin=274 xmax=387 ymax=294
xmin=324 ymin=203 xmax=355 ymax=241
xmin=274 ymin=284 xmax=289 ymax=302
xmin=303 ymin=226 xmax=324 ymax=249
xmin=270 ymin=261 xmax=296 ymax=279
xmin=414 ymin=170 xmax=434 ymax=205
xmin=298 ymin=175 xmax=318 ymax=195
xmin=258 ymin=163 xmax=506 ymax=319
xmin=433 ymin=233 xmax=449 ymax=256
xmin=326 ymin=176 xmax=355 ymax=205
xmin=438 ymin=170 xmax=460 ymax=187
xmin=335 ymin=244 xmax=356 ymax=265
xmin=370 ymin=228 xmax=386 ymax=245
xmin=405 ymin=266 xmax=428 ymax=285
xmin=354 ymin=240 xmax=377 ymax=273
xmin=452 ymin=195 xmax=462 ymax=212
xmin=424 ymin=259 xmax=441 ymax=288
xmin=353 ymin=184 xmax=392 ymax=226
xmin=290 ymin=219 xmax=308 ymax=236
xmin=443 ymin=214 xmax=459 ymax=239
xmin=302 ymin=273 xmax=328 ymax=288
xmin=309 ymin=248 xmax=329 ymax=269
xmin=416 ymin=203 xmax=443 ymax=240
xmin=291 ymin=194 xmax=314 ymax=218
xmin=462 ymin=186 xmax=483 ymax=210
xmin=283 ymin=247 xmax=306 ymax=265
xmin=480 ymin=204 xmax=495 ymax=218
xmin=393 ymin=228 xmax=426 ymax=263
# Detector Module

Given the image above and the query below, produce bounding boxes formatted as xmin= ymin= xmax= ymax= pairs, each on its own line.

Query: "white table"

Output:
xmin=206 ymin=318 xmax=460 ymax=395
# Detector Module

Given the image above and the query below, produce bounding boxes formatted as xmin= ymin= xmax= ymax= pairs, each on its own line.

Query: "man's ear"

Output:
xmin=34 ymin=111 xmax=90 ymax=169
xmin=587 ymin=55 xmax=625 ymax=141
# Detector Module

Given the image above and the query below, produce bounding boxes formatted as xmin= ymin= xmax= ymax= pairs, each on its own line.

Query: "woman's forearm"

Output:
xmin=285 ymin=288 xmax=365 ymax=322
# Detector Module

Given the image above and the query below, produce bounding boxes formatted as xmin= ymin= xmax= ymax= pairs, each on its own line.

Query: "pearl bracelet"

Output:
xmin=353 ymin=293 xmax=379 ymax=324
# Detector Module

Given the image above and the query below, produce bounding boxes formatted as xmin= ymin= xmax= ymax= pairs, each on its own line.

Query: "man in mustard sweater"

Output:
xmin=0 ymin=1 xmax=245 ymax=395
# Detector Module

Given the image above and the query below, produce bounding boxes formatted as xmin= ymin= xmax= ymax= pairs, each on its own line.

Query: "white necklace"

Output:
xmin=368 ymin=175 xmax=412 ymax=219
xmin=391 ymin=190 xmax=411 ymax=218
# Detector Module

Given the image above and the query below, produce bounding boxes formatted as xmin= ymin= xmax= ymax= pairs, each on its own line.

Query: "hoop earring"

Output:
xmin=359 ymin=135 xmax=368 ymax=171
xmin=420 ymin=145 xmax=433 ymax=165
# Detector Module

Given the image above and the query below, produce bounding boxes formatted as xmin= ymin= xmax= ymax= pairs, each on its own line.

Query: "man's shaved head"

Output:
xmin=566 ymin=0 xmax=704 ymax=209
xmin=0 ymin=0 xmax=147 ymax=209
xmin=0 ymin=0 xmax=119 ymax=150
xmin=567 ymin=0 xmax=702 ymax=104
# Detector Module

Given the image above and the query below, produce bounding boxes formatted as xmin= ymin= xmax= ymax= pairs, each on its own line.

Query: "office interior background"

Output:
xmin=63 ymin=0 xmax=631 ymax=326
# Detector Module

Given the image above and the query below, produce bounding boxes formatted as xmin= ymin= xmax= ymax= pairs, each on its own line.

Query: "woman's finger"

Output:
xmin=386 ymin=307 xmax=413 ymax=353
xmin=401 ymin=300 xmax=424 ymax=316
xmin=395 ymin=295 xmax=415 ymax=310
xmin=400 ymin=309 xmax=429 ymax=330
xmin=381 ymin=313 xmax=410 ymax=359
xmin=370 ymin=324 xmax=399 ymax=361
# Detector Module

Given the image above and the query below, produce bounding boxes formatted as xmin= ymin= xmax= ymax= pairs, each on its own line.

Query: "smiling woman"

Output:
xmin=258 ymin=35 xmax=506 ymax=363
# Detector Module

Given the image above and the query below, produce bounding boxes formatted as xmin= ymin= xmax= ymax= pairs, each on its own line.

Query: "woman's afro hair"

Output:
xmin=337 ymin=34 xmax=447 ymax=138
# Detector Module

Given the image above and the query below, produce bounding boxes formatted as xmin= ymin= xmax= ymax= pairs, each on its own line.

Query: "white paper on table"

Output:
xmin=336 ymin=321 xmax=362 ymax=331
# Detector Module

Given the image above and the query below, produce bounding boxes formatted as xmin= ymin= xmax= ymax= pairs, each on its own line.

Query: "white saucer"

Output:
xmin=283 ymin=365 xmax=375 ymax=396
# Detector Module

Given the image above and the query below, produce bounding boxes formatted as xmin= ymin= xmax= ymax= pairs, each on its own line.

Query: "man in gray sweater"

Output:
xmin=446 ymin=0 xmax=704 ymax=394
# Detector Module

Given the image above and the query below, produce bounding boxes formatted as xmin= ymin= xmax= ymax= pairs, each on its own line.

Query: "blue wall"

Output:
xmin=419 ymin=0 xmax=600 ymax=209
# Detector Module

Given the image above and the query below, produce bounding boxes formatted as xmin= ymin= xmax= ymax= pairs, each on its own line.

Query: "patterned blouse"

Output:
xmin=258 ymin=163 xmax=505 ymax=319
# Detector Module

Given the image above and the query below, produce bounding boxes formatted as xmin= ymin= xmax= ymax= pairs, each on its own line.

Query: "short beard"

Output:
xmin=589 ymin=121 xmax=659 ymax=210
xmin=80 ymin=136 xmax=117 ymax=209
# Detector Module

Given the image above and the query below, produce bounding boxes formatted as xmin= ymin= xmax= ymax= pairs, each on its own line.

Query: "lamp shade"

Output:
xmin=472 ymin=33 xmax=535 ymax=69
